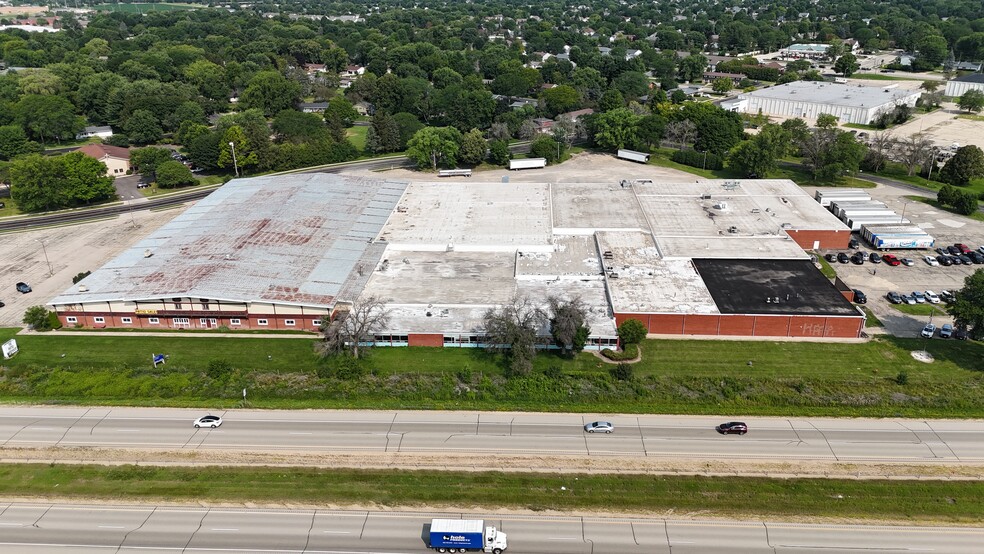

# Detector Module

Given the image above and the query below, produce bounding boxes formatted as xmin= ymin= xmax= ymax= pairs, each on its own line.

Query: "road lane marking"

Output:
xmin=322 ymin=530 xmax=351 ymax=534
xmin=98 ymin=525 xmax=125 ymax=529
xmin=211 ymin=528 xmax=239 ymax=531
xmin=0 ymin=523 xmax=24 ymax=526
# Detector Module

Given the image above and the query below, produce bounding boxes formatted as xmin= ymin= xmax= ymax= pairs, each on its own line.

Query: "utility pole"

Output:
xmin=229 ymin=142 xmax=239 ymax=178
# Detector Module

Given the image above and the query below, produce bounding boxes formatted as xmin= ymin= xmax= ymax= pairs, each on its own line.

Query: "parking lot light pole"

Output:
xmin=37 ymin=239 xmax=53 ymax=276
xmin=900 ymin=201 xmax=911 ymax=224
xmin=228 ymin=141 xmax=239 ymax=178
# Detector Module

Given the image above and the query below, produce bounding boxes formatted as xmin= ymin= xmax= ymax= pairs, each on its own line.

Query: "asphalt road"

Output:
xmin=2 ymin=407 xmax=982 ymax=464
xmin=0 ymin=502 xmax=980 ymax=553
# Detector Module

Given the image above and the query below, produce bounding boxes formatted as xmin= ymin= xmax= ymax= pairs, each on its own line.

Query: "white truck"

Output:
xmin=508 ymin=158 xmax=546 ymax=170
xmin=428 ymin=519 xmax=507 ymax=553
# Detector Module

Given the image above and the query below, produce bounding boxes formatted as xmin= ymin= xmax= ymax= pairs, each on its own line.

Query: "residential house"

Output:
xmin=703 ymin=72 xmax=745 ymax=86
xmin=77 ymin=144 xmax=130 ymax=178
xmin=76 ymin=126 xmax=114 ymax=140
xmin=303 ymin=63 xmax=327 ymax=75
xmin=532 ymin=118 xmax=554 ymax=133
xmin=341 ymin=65 xmax=365 ymax=78
xmin=954 ymin=61 xmax=983 ymax=72
xmin=299 ymin=102 xmax=329 ymax=113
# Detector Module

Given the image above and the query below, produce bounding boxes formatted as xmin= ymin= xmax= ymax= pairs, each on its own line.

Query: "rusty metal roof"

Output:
xmin=51 ymin=174 xmax=407 ymax=308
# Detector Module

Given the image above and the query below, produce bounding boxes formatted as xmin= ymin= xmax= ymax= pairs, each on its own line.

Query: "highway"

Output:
xmin=2 ymin=407 xmax=982 ymax=464
xmin=0 ymin=502 xmax=979 ymax=553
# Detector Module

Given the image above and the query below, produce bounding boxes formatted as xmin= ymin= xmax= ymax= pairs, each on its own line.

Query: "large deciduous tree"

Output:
xmin=593 ymin=108 xmax=640 ymax=151
xmin=13 ymin=94 xmax=84 ymax=144
xmin=894 ymin=134 xmax=935 ymax=176
xmin=241 ymin=71 xmax=302 ymax=117
xmin=458 ymin=128 xmax=488 ymax=166
xmin=405 ymin=126 xmax=462 ymax=170
xmin=958 ymin=90 xmax=984 ymax=114
xmin=10 ymin=152 xmax=115 ymax=212
xmin=547 ymin=296 xmax=590 ymax=358
xmin=317 ymin=296 xmax=392 ymax=360
xmin=833 ymin=53 xmax=860 ymax=77
xmin=948 ymin=270 xmax=984 ymax=340
xmin=155 ymin=160 xmax=197 ymax=188
xmin=483 ymin=294 xmax=548 ymax=377
xmin=728 ymin=124 xmax=790 ymax=178
xmin=940 ymin=145 xmax=984 ymax=187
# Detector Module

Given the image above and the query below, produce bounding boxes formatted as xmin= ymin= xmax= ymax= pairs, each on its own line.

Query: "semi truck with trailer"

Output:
xmin=508 ymin=158 xmax=547 ymax=170
xmin=814 ymin=189 xmax=870 ymax=207
xmin=428 ymin=519 xmax=507 ymax=553
xmin=861 ymin=225 xmax=935 ymax=249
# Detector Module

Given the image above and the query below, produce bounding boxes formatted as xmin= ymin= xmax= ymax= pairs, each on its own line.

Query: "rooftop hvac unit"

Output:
xmin=143 ymin=249 xmax=153 ymax=258
xmin=701 ymin=194 xmax=712 ymax=199
xmin=78 ymin=285 xmax=88 ymax=292
xmin=714 ymin=201 xmax=729 ymax=210
xmin=728 ymin=226 xmax=739 ymax=234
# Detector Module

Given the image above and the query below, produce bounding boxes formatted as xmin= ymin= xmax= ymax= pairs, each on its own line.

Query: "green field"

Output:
xmin=91 ymin=3 xmax=201 ymax=13
xmin=346 ymin=125 xmax=368 ymax=152
xmin=0 ymin=463 xmax=980 ymax=522
xmin=1 ymin=328 xmax=982 ymax=417
xmin=853 ymin=73 xmax=924 ymax=81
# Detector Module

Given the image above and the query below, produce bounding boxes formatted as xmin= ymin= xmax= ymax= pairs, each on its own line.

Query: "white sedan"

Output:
xmin=924 ymin=256 xmax=939 ymax=266
xmin=193 ymin=415 xmax=223 ymax=428
xmin=924 ymin=290 xmax=941 ymax=304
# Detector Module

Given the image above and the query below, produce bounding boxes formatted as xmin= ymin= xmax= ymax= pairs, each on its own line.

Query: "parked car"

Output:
xmin=193 ymin=415 xmax=223 ymax=428
xmin=825 ymin=253 xmax=837 ymax=262
xmin=848 ymin=238 xmax=859 ymax=249
xmin=869 ymin=253 xmax=882 ymax=263
xmin=936 ymin=247 xmax=949 ymax=257
xmin=901 ymin=258 xmax=915 ymax=266
xmin=911 ymin=291 xmax=926 ymax=303
xmin=851 ymin=252 xmax=865 ymax=265
xmin=901 ymin=294 xmax=916 ymax=305
xmin=970 ymin=252 xmax=984 ymax=264
xmin=955 ymin=243 xmax=971 ymax=255
xmin=882 ymin=254 xmax=901 ymax=266
xmin=715 ymin=422 xmax=748 ymax=435
xmin=940 ymin=290 xmax=956 ymax=303
xmin=937 ymin=255 xmax=953 ymax=267
xmin=136 ymin=182 xmax=151 ymax=189
xmin=953 ymin=327 xmax=969 ymax=340
xmin=939 ymin=324 xmax=953 ymax=338
xmin=0 ymin=300 xmax=5 ymax=308
xmin=584 ymin=421 xmax=614 ymax=434
xmin=979 ymin=246 xmax=984 ymax=255
xmin=958 ymin=255 xmax=973 ymax=265
xmin=924 ymin=291 xmax=941 ymax=304
xmin=948 ymin=255 xmax=964 ymax=265
xmin=852 ymin=289 xmax=867 ymax=304
xmin=924 ymin=256 xmax=939 ymax=266
xmin=947 ymin=245 xmax=961 ymax=256
xmin=15 ymin=282 xmax=31 ymax=294
xmin=886 ymin=291 xmax=903 ymax=304
xmin=920 ymin=323 xmax=937 ymax=338
xmin=837 ymin=252 xmax=850 ymax=264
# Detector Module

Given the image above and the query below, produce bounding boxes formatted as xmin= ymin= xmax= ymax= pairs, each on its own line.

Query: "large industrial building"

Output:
xmin=721 ymin=81 xmax=920 ymax=125
xmin=944 ymin=73 xmax=984 ymax=97
xmin=50 ymin=174 xmax=864 ymax=343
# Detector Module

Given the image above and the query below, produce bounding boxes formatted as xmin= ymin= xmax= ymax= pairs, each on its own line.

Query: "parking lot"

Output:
xmin=810 ymin=183 xmax=983 ymax=338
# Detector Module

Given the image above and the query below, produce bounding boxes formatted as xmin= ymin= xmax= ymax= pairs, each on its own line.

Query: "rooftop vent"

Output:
xmin=143 ymin=249 xmax=153 ymax=258
xmin=78 ymin=285 xmax=88 ymax=292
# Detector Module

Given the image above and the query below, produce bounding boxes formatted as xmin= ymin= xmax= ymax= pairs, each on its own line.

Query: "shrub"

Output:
xmin=670 ymin=149 xmax=724 ymax=170
xmin=23 ymin=305 xmax=53 ymax=331
xmin=609 ymin=363 xmax=634 ymax=381
xmin=895 ymin=371 xmax=909 ymax=386
xmin=617 ymin=319 xmax=647 ymax=345
xmin=72 ymin=271 xmax=91 ymax=284
xmin=47 ymin=311 xmax=63 ymax=330
xmin=543 ymin=365 xmax=563 ymax=379
xmin=601 ymin=344 xmax=638 ymax=361
xmin=206 ymin=359 xmax=233 ymax=380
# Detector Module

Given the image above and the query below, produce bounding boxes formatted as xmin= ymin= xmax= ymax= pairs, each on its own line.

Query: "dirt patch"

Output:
xmin=911 ymin=350 xmax=935 ymax=363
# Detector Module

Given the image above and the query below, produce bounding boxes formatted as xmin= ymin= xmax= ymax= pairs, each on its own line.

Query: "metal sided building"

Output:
xmin=49 ymin=174 xmax=408 ymax=330
xmin=720 ymin=82 xmax=920 ymax=125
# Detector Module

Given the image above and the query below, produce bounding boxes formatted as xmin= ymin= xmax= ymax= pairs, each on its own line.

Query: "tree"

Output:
xmin=816 ymin=113 xmax=839 ymax=129
xmin=129 ymin=147 xmax=174 ymax=180
xmin=541 ymin=85 xmax=579 ymax=116
xmin=916 ymin=35 xmax=948 ymax=67
xmin=0 ymin=125 xmax=31 ymax=160
xmin=272 ymin=110 xmax=328 ymax=144
xmin=405 ymin=126 xmax=462 ymax=170
xmin=529 ymin=134 xmax=561 ymax=163
xmin=937 ymin=184 xmax=979 ymax=215
xmin=678 ymin=54 xmax=708 ymax=82
xmin=155 ymin=160 xmax=196 ymax=188
xmin=23 ymin=306 xmax=53 ymax=331
xmin=636 ymin=114 xmax=666 ymax=149
xmin=664 ymin=119 xmax=697 ymax=150
xmin=948 ymin=270 xmax=984 ymax=340
xmin=122 ymin=109 xmax=163 ymax=145
xmin=458 ymin=128 xmax=488 ymax=166
xmin=894 ymin=134 xmax=935 ymax=176
xmin=617 ymin=318 xmax=647 ymax=346
xmin=366 ymin=111 xmax=402 ymax=154
xmin=218 ymin=126 xmax=259 ymax=175
xmin=958 ymin=90 xmax=984 ymax=114
xmin=241 ymin=71 xmax=302 ymax=117
xmin=862 ymin=132 xmax=897 ymax=172
xmin=517 ymin=119 xmax=538 ymax=141
xmin=940 ymin=145 xmax=984 ymax=187
xmin=10 ymin=152 xmax=114 ymax=212
xmin=317 ymin=296 xmax=392 ymax=360
xmin=13 ymin=94 xmax=84 ymax=144
xmin=488 ymin=139 xmax=510 ymax=166
xmin=482 ymin=294 xmax=548 ymax=376
xmin=728 ymin=124 xmax=790 ymax=178
xmin=833 ymin=53 xmax=860 ymax=77
xmin=711 ymin=78 xmax=733 ymax=94
xmin=597 ymin=89 xmax=624 ymax=112
xmin=551 ymin=116 xmax=583 ymax=148
xmin=798 ymin=128 xmax=866 ymax=181
xmin=325 ymin=97 xmax=360 ymax=128
xmin=593 ymin=108 xmax=640 ymax=151
xmin=392 ymin=112 xmax=424 ymax=149
xmin=547 ymin=296 xmax=590 ymax=357
xmin=61 ymin=152 xmax=116 ymax=205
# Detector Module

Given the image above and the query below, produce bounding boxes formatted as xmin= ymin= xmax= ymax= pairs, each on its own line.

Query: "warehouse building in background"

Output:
xmin=50 ymin=174 xmax=864 ymax=342
xmin=721 ymin=81 xmax=920 ymax=125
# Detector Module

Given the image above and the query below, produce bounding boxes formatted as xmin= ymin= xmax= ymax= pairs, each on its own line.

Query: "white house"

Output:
xmin=76 ymin=126 xmax=114 ymax=140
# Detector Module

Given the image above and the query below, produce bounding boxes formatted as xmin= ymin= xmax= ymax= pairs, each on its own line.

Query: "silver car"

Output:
xmin=584 ymin=421 xmax=614 ymax=433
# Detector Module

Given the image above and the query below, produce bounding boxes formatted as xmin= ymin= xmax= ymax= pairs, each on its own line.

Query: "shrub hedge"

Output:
xmin=671 ymin=149 xmax=724 ymax=170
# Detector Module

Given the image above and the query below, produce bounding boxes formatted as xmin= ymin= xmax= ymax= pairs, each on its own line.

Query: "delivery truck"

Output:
xmin=428 ymin=519 xmax=507 ymax=553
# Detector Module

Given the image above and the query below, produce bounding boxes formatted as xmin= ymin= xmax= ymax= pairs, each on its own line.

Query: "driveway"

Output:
xmin=113 ymin=175 xmax=149 ymax=204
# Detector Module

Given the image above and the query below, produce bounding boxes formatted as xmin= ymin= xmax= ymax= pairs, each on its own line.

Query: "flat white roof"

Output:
xmin=738 ymin=81 xmax=918 ymax=109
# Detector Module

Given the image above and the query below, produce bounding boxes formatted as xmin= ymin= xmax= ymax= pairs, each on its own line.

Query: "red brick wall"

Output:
xmin=718 ymin=316 xmax=755 ymax=336
xmin=648 ymin=314 xmax=685 ymax=334
xmin=751 ymin=316 xmax=791 ymax=336
xmin=57 ymin=312 xmax=321 ymax=332
xmin=614 ymin=312 xmax=863 ymax=338
xmin=683 ymin=315 xmax=720 ymax=335
xmin=408 ymin=333 xmax=445 ymax=347
xmin=786 ymin=229 xmax=851 ymax=250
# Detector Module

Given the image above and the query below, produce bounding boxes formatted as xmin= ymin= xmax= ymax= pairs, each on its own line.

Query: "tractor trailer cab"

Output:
xmin=428 ymin=519 xmax=507 ymax=553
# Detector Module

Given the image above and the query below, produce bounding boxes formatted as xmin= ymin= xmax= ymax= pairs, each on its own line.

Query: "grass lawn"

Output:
xmin=1 ymin=328 xmax=983 ymax=416
xmin=0 ymin=195 xmax=20 ymax=217
xmin=956 ymin=114 xmax=984 ymax=122
xmin=1 ymin=464 xmax=981 ymax=522
xmin=346 ymin=125 xmax=368 ymax=152
xmin=907 ymin=196 xmax=984 ymax=223
xmin=890 ymin=303 xmax=947 ymax=317
xmin=812 ymin=252 xmax=838 ymax=279
xmin=861 ymin=307 xmax=883 ymax=327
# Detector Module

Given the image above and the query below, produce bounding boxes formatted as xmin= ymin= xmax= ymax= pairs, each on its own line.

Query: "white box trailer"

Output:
xmin=839 ymin=211 xmax=896 ymax=226
xmin=829 ymin=200 xmax=886 ymax=218
xmin=814 ymin=189 xmax=871 ymax=207
xmin=616 ymin=149 xmax=651 ymax=163
xmin=508 ymin=158 xmax=547 ymax=170
xmin=861 ymin=224 xmax=934 ymax=249
xmin=847 ymin=215 xmax=910 ymax=231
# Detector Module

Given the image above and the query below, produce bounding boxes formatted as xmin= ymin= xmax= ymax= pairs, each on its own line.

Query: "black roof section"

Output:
xmin=955 ymin=73 xmax=984 ymax=84
xmin=693 ymin=258 xmax=859 ymax=316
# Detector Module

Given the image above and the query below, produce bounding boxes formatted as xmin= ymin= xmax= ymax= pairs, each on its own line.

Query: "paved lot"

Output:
xmin=887 ymin=103 xmax=984 ymax=150
xmin=808 ymin=183 xmax=983 ymax=338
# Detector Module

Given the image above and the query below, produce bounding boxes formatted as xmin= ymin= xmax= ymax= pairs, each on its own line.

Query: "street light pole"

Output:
xmin=228 ymin=141 xmax=239 ymax=178
xmin=37 ymin=239 xmax=53 ymax=276
xmin=900 ymin=201 xmax=910 ymax=224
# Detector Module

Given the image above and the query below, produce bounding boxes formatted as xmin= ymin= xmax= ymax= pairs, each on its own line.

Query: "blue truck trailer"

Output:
xmin=429 ymin=519 xmax=507 ymax=553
